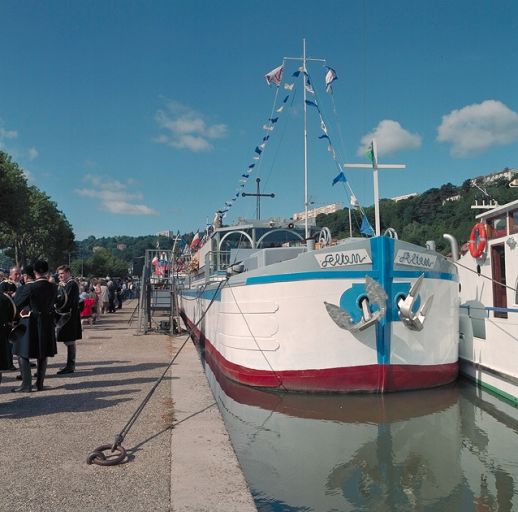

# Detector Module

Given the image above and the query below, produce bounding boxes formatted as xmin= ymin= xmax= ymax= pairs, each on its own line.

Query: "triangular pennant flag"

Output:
xmin=283 ymin=95 xmax=289 ymax=103
xmin=276 ymin=106 xmax=284 ymax=113
xmin=320 ymin=120 xmax=328 ymax=134
xmin=284 ymin=83 xmax=294 ymax=91
xmin=292 ymin=70 xmax=301 ymax=78
xmin=325 ymin=66 xmax=338 ymax=93
xmin=332 ymin=171 xmax=347 ymax=186
xmin=305 ymin=99 xmax=318 ymax=108
xmin=269 ymin=117 xmax=279 ymax=124
xmin=255 ymin=146 xmax=263 ymax=155
xmin=365 ymin=142 xmax=375 ymax=165
xmin=263 ymin=124 xmax=274 ymax=131
xmin=305 ymin=80 xmax=314 ymax=94
xmin=242 ymin=173 xmax=250 ymax=178
xmin=319 ymin=134 xmax=330 ymax=140
xmin=360 ymin=215 xmax=375 ymax=237
xmin=248 ymin=164 xmax=255 ymax=169
xmin=265 ymin=64 xmax=284 ymax=86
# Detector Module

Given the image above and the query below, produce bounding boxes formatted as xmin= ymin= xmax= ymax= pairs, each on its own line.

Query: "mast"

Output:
xmin=303 ymin=39 xmax=309 ymax=239
xmin=344 ymin=139 xmax=405 ymax=236
xmin=285 ymin=40 xmax=325 ymax=240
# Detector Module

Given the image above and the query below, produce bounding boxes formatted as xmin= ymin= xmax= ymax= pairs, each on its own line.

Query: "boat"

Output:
xmin=178 ymin=41 xmax=459 ymax=393
xmin=456 ymin=193 xmax=518 ymax=405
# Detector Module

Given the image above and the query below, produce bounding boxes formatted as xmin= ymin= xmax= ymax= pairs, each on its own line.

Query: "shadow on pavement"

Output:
xmin=0 ymin=389 xmax=136 ymax=419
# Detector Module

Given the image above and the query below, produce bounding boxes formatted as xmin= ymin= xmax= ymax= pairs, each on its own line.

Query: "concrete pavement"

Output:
xmin=0 ymin=300 xmax=256 ymax=511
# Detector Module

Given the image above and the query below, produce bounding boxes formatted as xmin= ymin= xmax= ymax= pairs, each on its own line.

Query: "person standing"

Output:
xmin=56 ymin=265 xmax=82 ymax=375
xmin=11 ymin=260 xmax=58 ymax=392
xmin=9 ymin=266 xmax=22 ymax=288
xmin=0 ymin=281 xmax=17 ymax=386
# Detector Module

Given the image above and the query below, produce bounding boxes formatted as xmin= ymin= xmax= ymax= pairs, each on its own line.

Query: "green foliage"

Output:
xmin=317 ymin=178 xmax=518 ymax=254
xmin=73 ymin=248 xmax=129 ymax=278
xmin=0 ymin=152 xmax=75 ymax=267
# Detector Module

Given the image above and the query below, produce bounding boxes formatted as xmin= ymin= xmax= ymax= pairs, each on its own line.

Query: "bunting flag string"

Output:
xmin=213 ymin=59 xmax=368 ymax=238
xmin=302 ymin=67 xmax=372 ymax=236
xmin=215 ymin=61 xmax=297 ymax=218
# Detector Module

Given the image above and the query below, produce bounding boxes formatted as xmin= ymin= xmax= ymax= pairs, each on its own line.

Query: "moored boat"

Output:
xmin=457 ymin=195 xmax=518 ymax=404
xmin=178 ymin=42 xmax=459 ymax=393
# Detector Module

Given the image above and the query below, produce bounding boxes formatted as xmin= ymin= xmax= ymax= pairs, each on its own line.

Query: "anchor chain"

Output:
xmin=86 ymin=278 xmax=227 ymax=467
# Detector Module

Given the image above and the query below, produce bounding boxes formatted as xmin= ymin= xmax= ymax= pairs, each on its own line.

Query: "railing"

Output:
xmin=460 ymin=304 xmax=518 ymax=317
xmin=204 ymin=250 xmax=232 ymax=282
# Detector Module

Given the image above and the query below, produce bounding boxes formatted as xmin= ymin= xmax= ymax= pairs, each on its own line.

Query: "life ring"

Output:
xmin=469 ymin=223 xmax=487 ymax=258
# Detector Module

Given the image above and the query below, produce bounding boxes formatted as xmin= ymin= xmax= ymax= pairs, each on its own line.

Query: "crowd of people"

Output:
xmin=0 ymin=263 xmax=137 ymax=393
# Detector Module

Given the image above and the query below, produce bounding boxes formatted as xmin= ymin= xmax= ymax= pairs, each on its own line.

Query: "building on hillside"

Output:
xmin=292 ymin=203 xmax=342 ymax=221
xmin=157 ymin=230 xmax=174 ymax=238
xmin=470 ymin=168 xmax=518 ymax=186
xmin=390 ymin=193 xmax=418 ymax=202
xmin=442 ymin=194 xmax=461 ymax=205
xmin=116 ymin=243 xmax=127 ymax=251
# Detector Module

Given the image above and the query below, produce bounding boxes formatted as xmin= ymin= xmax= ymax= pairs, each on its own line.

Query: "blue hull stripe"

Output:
xmin=245 ymin=269 xmax=456 ymax=286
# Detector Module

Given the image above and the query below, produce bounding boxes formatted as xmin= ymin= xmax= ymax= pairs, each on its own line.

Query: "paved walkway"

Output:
xmin=0 ymin=300 xmax=256 ymax=511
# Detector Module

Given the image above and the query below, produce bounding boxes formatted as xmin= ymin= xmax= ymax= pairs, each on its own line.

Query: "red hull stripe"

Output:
xmin=182 ymin=314 xmax=458 ymax=393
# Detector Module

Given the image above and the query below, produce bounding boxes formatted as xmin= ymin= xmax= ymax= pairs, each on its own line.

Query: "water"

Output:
xmin=204 ymin=362 xmax=518 ymax=511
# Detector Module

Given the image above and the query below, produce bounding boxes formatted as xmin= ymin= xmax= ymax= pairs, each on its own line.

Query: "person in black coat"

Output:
xmin=56 ymin=265 xmax=82 ymax=374
xmin=0 ymin=281 xmax=17 ymax=386
xmin=12 ymin=260 xmax=58 ymax=392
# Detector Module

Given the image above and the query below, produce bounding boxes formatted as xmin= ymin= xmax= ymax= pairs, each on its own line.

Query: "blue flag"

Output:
xmin=332 ymin=171 xmax=347 ymax=186
xmin=360 ymin=215 xmax=375 ymax=237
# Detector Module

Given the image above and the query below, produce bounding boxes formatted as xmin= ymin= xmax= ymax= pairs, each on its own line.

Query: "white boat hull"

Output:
xmin=181 ymin=236 xmax=459 ymax=393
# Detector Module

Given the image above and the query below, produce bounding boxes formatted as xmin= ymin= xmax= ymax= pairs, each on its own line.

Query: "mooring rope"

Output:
xmin=87 ymin=278 xmax=227 ymax=466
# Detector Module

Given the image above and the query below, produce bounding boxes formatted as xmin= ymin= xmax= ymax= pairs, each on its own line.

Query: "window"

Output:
xmin=487 ymin=215 xmax=507 ymax=239
xmin=509 ymin=209 xmax=518 ymax=235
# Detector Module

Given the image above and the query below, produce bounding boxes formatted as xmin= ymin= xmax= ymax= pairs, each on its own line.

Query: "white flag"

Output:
xmin=325 ymin=67 xmax=338 ymax=93
xmin=284 ymin=83 xmax=294 ymax=91
xmin=265 ymin=64 xmax=284 ymax=86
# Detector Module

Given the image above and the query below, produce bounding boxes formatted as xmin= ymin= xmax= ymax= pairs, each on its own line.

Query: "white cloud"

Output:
xmin=74 ymin=174 xmax=158 ymax=216
xmin=357 ymin=120 xmax=421 ymax=157
xmin=437 ymin=100 xmax=518 ymax=157
xmin=154 ymin=101 xmax=227 ymax=152
xmin=28 ymin=147 xmax=38 ymax=161
xmin=0 ymin=126 xmax=18 ymax=139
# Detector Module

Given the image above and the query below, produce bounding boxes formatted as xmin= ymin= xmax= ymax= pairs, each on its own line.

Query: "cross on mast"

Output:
xmin=343 ymin=139 xmax=406 ymax=236
xmin=241 ymin=177 xmax=275 ymax=220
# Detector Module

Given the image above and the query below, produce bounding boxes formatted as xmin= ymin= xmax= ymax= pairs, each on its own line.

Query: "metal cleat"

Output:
xmin=397 ymin=274 xmax=434 ymax=331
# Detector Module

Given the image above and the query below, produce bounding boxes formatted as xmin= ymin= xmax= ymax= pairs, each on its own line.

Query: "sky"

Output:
xmin=1 ymin=0 xmax=518 ymax=240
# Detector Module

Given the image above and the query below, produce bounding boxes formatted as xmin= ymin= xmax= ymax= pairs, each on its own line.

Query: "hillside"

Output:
xmin=316 ymin=176 xmax=518 ymax=253
xmin=73 ymin=176 xmax=518 ymax=273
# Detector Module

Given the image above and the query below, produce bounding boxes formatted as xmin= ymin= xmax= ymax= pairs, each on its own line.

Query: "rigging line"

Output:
xmin=227 ymin=284 xmax=288 ymax=392
xmin=305 ymin=68 xmax=369 ymax=221
xmin=262 ymin=89 xmax=296 ymax=191
xmin=115 ymin=278 xmax=227 ymax=444
xmin=445 ymin=256 xmax=517 ymax=294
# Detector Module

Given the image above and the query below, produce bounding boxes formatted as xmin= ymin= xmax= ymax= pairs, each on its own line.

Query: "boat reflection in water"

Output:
xmin=204 ymin=358 xmax=518 ymax=511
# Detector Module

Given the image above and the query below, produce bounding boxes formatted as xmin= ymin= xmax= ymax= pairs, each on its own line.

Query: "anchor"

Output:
xmin=324 ymin=276 xmax=388 ymax=332
xmin=397 ymin=274 xmax=433 ymax=331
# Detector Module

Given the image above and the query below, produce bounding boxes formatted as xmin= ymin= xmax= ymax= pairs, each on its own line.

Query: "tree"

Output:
xmin=7 ymin=187 xmax=75 ymax=267
xmin=78 ymin=249 xmax=128 ymax=278
xmin=0 ymin=152 xmax=30 ymax=255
